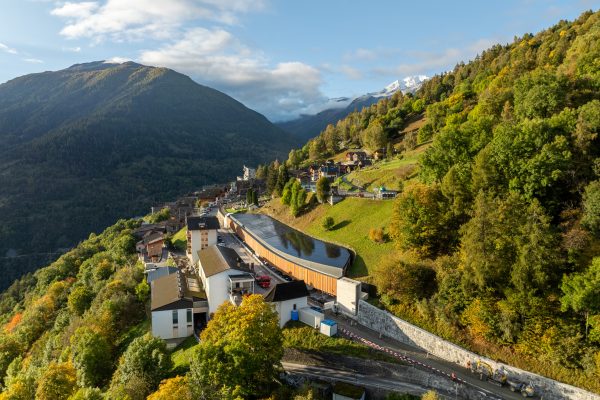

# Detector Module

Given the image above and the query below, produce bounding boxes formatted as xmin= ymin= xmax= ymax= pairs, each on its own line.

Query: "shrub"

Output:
xmin=369 ymin=227 xmax=385 ymax=243
xmin=322 ymin=217 xmax=335 ymax=230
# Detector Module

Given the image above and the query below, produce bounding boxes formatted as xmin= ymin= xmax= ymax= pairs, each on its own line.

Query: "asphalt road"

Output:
xmin=282 ymin=362 xmax=432 ymax=398
xmin=330 ymin=316 xmax=526 ymax=400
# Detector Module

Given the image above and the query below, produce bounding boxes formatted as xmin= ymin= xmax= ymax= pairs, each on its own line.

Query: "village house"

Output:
xmin=133 ymin=224 xmax=166 ymax=240
xmin=295 ymin=172 xmax=316 ymax=192
xmin=345 ymin=151 xmax=367 ymax=162
xmin=264 ymin=280 xmax=309 ymax=328
xmin=372 ymin=148 xmax=386 ymax=160
xmin=196 ymin=245 xmax=254 ymax=315
xmin=237 ymin=165 xmax=256 ymax=181
xmin=150 ymin=271 xmax=208 ymax=347
xmin=308 ymin=164 xmax=320 ymax=182
xmin=135 ymin=230 xmax=162 ymax=253
xmin=146 ymin=235 xmax=164 ymax=260
xmin=374 ymin=186 xmax=398 ymax=200
xmin=195 ymin=186 xmax=227 ymax=205
xmin=136 ymin=231 xmax=169 ymax=265
xmin=319 ymin=163 xmax=341 ymax=181
xmin=186 ymin=215 xmax=220 ymax=265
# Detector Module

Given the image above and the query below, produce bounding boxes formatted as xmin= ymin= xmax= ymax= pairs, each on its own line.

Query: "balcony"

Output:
xmin=228 ymin=273 xmax=255 ymax=306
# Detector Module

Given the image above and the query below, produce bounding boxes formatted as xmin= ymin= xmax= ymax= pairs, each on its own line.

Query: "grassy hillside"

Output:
xmin=343 ymin=144 xmax=428 ymax=191
xmin=262 ymin=197 xmax=394 ymax=279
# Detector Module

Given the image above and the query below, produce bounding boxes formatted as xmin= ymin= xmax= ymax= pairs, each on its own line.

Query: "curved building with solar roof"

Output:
xmin=227 ymin=213 xmax=352 ymax=295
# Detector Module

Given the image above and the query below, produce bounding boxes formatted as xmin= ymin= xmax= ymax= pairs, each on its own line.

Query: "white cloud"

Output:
xmin=339 ymin=65 xmax=363 ymax=80
xmin=63 ymin=46 xmax=82 ymax=52
xmin=344 ymin=48 xmax=378 ymax=61
xmin=139 ymin=27 xmax=325 ymax=121
xmin=50 ymin=0 xmax=265 ymax=41
xmin=49 ymin=0 xmax=327 ymax=120
xmin=51 ymin=2 xmax=98 ymax=19
xmin=23 ymin=58 xmax=44 ymax=63
xmin=372 ymin=38 xmax=500 ymax=77
xmin=343 ymin=47 xmax=402 ymax=62
xmin=104 ymin=56 xmax=130 ymax=63
xmin=0 ymin=42 xmax=18 ymax=55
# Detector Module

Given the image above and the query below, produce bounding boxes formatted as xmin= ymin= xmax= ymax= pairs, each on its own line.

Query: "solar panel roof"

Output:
xmin=230 ymin=213 xmax=351 ymax=278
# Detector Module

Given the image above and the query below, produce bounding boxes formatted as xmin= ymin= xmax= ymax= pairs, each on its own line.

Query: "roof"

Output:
xmin=264 ymin=280 xmax=309 ymax=302
xmin=146 ymin=266 xmax=178 ymax=283
xmin=137 ymin=231 xmax=163 ymax=245
xmin=320 ymin=165 xmax=339 ymax=173
xmin=151 ymin=271 xmax=206 ymax=312
xmin=147 ymin=236 xmax=164 ymax=245
xmin=186 ymin=216 xmax=220 ymax=231
xmin=198 ymin=245 xmax=244 ymax=277
xmin=321 ymin=319 xmax=337 ymax=326
xmin=229 ymin=273 xmax=254 ymax=281
xmin=229 ymin=213 xmax=351 ymax=278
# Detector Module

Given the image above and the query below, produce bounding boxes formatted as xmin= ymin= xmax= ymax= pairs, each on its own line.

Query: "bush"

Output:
xmin=322 ymin=217 xmax=335 ymax=230
xmin=417 ymin=123 xmax=434 ymax=144
xmin=369 ymin=227 xmax=385 ymax=243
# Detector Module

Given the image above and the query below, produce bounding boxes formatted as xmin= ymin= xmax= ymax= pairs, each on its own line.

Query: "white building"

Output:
xmin=243 ymin=165 xmax=256 ymax=181
xmin=264 ymin=280 xmax=309 ymax=328
xmin=197 ymin=245 xmax=254 ymax=315
xmin=150 ymin=271 xmax=208 ymax=347
xmin=336 ymin=277 xmax=362 ymax=316
xmin=186 ymin=216 xmax=220 ymax=265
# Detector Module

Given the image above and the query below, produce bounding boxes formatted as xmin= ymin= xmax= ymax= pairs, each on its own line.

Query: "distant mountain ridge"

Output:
xmin=277 ymin=75 xmax=428 ymax=140
xmin=0 ymin=60 xmax=297 ymax=289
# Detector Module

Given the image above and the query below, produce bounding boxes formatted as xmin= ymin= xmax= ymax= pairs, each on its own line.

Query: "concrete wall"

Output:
xmin=151 ymin=308 xmax=193 ymax=340
xmin=336 ymin=277 xmax=361 ymax=316
xmin=355 ymin=300 xmax=600 ymax=400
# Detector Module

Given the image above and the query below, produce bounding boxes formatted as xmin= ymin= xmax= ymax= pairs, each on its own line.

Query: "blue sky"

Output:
xmin=0 ymin=0 xmax=598 ymax=121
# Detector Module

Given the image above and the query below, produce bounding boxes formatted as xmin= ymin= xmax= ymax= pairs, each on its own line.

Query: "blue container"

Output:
xmin=291 ymin=310 xmax=299 ymax=321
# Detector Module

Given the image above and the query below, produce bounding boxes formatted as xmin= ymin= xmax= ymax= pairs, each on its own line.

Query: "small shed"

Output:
xmin=320 ymin=319 xmax=338 ymax=336
xmin=299 ymin=307 xmax=324 ymax=329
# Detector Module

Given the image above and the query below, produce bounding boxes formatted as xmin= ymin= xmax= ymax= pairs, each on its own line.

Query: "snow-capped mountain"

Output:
xmin=369 ymin=75 xmax=429 ymax=98
xmin=276 ymin=75 xmax=429 ymax=141
xmin=321 ymin=75 xmax=429 ymax=110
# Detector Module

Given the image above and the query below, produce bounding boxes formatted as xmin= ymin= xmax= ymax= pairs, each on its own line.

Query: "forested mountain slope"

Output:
xmin=0 ymin=61 xmax=297 ymax=290
xmin=273 ymin=10 xmax=600 ymax=391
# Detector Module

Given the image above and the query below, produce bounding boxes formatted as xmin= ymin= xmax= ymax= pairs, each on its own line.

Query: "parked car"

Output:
xmin=281 ymin=274 xmax=293 ymax=282
xmin=217 ymin=235 xmax=223 ymax=243
xmin=255 ymin=275 xmax=271 ymax=288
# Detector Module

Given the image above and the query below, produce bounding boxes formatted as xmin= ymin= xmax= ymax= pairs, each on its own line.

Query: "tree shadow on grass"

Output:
xmin=330 ymin=220 xmax=350 ymax=231
xmin=347 ymin=254 xmax=368 ymax=278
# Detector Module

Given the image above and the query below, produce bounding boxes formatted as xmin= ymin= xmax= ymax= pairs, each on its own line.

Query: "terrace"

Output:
xmin=228 ymin=273 xmax=255 ymax=306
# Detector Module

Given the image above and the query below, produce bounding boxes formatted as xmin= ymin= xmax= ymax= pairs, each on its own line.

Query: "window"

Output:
xmin=172 ymin=310 xmax=178 ymax=325
xmin=186 ymin=309 xmax=192 ymax=325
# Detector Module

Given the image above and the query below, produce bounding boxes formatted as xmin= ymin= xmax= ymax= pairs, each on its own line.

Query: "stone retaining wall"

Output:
xmin=355 ymin=300 xmax=600 ymax=400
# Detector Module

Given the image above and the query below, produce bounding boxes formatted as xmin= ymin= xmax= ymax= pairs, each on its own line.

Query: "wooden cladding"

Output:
xmin=229 ymin=219 xmax=338 ymax=295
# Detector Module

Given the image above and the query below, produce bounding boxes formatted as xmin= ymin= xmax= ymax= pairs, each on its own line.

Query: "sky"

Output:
xmin=0 ymin=0 xmax=598 ymax=121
